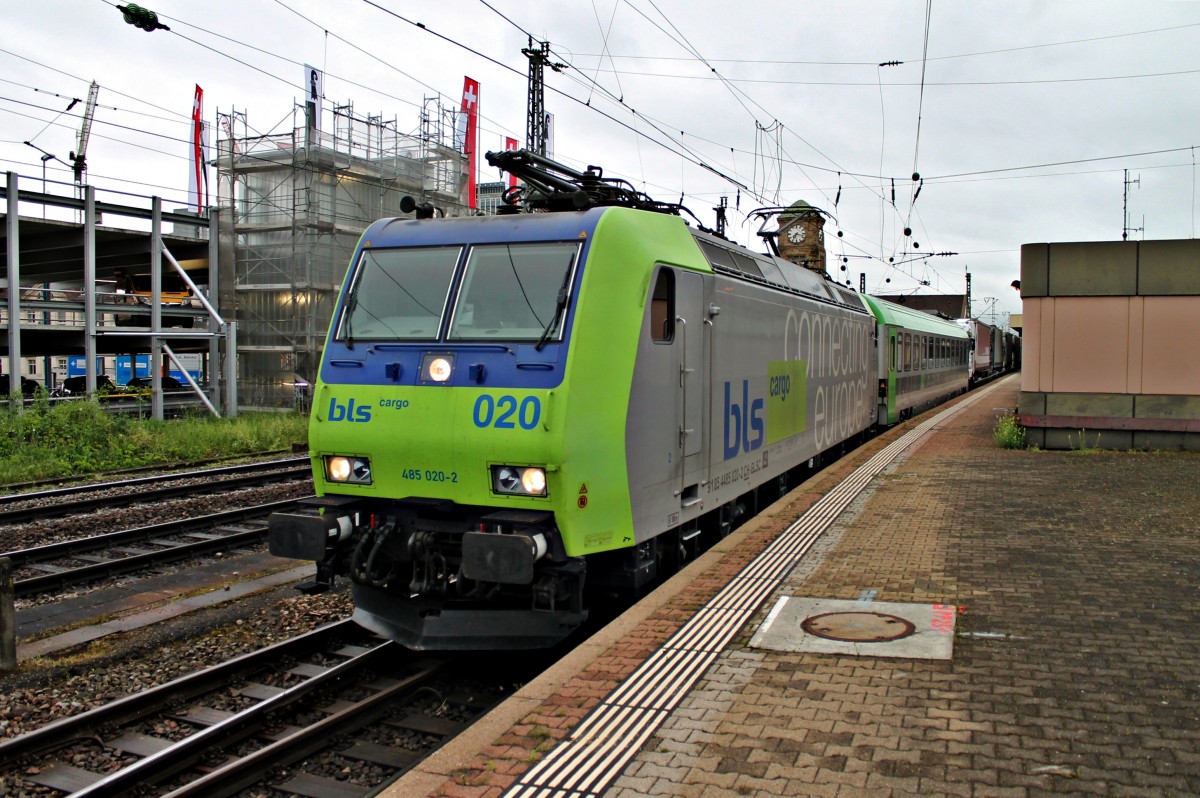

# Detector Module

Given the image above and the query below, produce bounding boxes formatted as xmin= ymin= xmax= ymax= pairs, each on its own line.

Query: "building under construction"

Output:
xmin=2 ymin=98 xmax=471 ymax=415
xmin=215 ymin=99 xmax=471 ymax=409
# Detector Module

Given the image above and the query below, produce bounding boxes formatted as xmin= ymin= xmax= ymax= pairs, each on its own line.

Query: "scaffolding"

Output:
xmin=215 ymin=100 xmax=469 ymax=410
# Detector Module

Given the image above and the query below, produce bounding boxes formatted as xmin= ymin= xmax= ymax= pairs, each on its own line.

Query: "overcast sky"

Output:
xmin=4 ymin=1 xmax=1199 ymax=323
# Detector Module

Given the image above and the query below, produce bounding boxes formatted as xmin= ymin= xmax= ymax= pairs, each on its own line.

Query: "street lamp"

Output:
xmin=23 ymin=141 xmax=68 ymax=218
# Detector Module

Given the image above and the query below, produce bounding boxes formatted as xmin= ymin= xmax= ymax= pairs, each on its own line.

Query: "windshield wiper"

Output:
xmin=536 ymin=263 xmax=574 ymax=351
xmin=343 ymin=292 xmax=357 ymax=349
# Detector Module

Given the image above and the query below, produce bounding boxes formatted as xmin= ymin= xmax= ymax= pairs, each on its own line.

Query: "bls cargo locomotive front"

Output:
xmin=267 ymin=150 xmax=966 ymax=650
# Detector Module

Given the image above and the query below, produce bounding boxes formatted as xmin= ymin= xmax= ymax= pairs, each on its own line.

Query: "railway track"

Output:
xmin=0 ymin=458 xmax=312 ymax=525
xmin=0 ymin=450 xmax=300 ymax=496
xmin=0 ymin=619 xmax=501 ymax=797
xmin=4 ymin=498 xmax=309 ymax=597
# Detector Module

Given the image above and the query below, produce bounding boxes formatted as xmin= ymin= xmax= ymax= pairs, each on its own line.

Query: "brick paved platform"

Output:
xmin=388 ymin=374 xmax=1200 ymax=798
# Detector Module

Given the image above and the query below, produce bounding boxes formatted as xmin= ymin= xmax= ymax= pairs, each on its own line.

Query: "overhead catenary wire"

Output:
xmin=568 ymin=20 xmax=1200 ymax=66
xmin=4 ymin=1 xmax=1194 ymax=298
xmin=359 ymin=0 xmax=760 ymax=202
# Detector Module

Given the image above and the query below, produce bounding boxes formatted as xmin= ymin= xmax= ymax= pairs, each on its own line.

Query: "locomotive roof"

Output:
xmin=361 ymin=206 xmax=611 ymax=248
xmin=689 ymin=228 xmax=867 ymax=312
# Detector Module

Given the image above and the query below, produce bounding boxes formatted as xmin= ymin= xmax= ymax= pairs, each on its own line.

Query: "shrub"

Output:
xmin=993 ymin=412 xmax=1027 ymax=450
xmin=0 ymin=399 xmax=308 ymax=483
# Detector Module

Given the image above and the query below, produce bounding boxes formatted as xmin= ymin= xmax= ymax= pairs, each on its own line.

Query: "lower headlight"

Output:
xmin=492 ymin=465 xmax=547 ymax=497
xmin=325 ymin=455 xmax=372 ymax=485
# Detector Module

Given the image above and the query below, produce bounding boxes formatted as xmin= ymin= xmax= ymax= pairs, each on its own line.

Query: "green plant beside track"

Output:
xmin=0 ymin=394 xmax=308 ymax=483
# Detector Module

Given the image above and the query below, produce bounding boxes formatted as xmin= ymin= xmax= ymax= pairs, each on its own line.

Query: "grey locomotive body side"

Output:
xmin=624 ymin=256 xmax=875 ymax=553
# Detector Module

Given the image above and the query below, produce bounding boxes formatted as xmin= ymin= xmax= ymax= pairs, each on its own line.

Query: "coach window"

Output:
xmin=650 ymin=268 xmax=675 ymax=343
xmin=903 ymin=333 xmax=911 ymax=371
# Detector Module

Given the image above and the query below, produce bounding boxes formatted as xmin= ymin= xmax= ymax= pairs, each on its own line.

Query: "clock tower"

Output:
xmin=777 ymin=199 xmax=827 ymax=274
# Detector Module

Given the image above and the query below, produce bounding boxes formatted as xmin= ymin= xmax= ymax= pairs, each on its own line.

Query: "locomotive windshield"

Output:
xmin=447 ymin=242 xmax=579 ymax=343
xmin=338 ymin=246 xmax=461 ymax=341
xmin=336 ymin=241 xmax=580 ymax=344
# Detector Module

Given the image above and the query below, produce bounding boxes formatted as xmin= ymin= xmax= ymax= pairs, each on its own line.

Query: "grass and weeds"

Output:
xmin=992 ymin=411 xmax=1027 ymax=450
xmin=0 ymin=395 xmax=308 ymax=484
xmin=1066 ymin=428 xmax=1104 ymax=452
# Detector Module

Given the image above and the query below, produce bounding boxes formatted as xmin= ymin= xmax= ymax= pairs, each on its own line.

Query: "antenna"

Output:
xmin=1122 ymin=169 xmax=1142 ymax=241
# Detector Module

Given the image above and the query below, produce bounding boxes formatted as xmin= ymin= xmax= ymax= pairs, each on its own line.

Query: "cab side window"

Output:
xmin=650 ymin=268 xmax=675 ymax=343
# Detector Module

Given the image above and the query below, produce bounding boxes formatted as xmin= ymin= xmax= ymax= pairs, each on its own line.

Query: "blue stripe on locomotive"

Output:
xmin=319 ymin=208 xmax=609 ymax=392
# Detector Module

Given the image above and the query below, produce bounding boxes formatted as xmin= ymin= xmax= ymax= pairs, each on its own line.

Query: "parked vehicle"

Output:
xmin=60 ymin=375 xmax=118 ymax=395
xmin=1 ymin=374 xmax=41 ymax=396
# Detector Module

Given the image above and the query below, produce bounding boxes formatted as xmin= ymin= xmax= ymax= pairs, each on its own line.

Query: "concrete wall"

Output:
xmin=1017 ymin=239 xmax=1200 ymax=450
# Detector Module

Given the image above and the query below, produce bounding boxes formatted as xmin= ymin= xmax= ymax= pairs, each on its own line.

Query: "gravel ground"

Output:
xmin=0 ymin=460 xmax=543 ymax=797
xmin=1 ymin=469 xmax=313 ymax=553
xmin=1 ymin=459 xmax=329 ymax=750
xmin=8 ymin=479 xmax=315 ymax=613
xmin=0 ymin=583 xmax=354 ymax=743
xmin=0 ymin=581 xmax=355 ymax=798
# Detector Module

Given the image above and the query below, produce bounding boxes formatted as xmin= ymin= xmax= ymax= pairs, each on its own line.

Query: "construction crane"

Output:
xmin=70 ymin=81 xmax=99 ymax=184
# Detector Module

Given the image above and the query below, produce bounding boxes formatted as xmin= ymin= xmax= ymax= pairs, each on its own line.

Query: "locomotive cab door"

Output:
xmin=625 ymin=266 xmax=707 ymax=541
xmin=677 ymin=270 xmax=706 ymax=495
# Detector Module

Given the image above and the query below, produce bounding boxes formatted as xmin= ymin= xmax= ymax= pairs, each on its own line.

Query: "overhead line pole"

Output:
xmin=523 ymin=39 xmax=564 ymax=157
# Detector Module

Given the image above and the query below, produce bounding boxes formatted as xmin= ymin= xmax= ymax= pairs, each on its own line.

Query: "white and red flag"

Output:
xmin=504 ymin=136 xmax=519 ymax=189
xmin=459 ymin=77 xmax=479 ymax=209
xmin=187 ymin=84 xmax=209 ymax=212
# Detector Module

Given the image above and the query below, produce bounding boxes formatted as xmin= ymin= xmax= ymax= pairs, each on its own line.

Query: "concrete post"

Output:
xmin=6 ymin=174 xmax=22 ymax=403
xmin=151 ymin=197 xmax=164 ymax=420
xmin=84 ymin=185 xmax=97 ymax=394
xmin=1 ymin=557 xmax=15 ymax=671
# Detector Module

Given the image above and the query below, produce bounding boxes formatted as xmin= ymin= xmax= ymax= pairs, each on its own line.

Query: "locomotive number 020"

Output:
xmin=472 ymin=394 xmax=542 ymax=430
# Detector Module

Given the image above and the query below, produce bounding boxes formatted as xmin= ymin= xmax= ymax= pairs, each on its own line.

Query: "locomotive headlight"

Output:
xmin=325 ymin=455 xmax=372 ymax=485
xmin=421 ymin=353 xmax=455 ymax=383
xmin=492 ymin=465 xmax=548 ymax=497
xmin=521 ymin=467 xmax=547 ymax=495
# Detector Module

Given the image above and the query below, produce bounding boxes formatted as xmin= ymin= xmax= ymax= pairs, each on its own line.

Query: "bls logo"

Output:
xmin=723 ymin=380 xmax=763 ymax=460
xmin=328 ymin=397 xmax=372 ymax=423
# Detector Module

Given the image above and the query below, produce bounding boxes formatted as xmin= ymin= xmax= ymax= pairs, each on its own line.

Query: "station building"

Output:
xmin=1017 ymin=238 xmax=1200 ymax=449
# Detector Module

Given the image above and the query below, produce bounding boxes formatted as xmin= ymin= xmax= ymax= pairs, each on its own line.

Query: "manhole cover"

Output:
xmin=801 ymin=611 xmax=916 ymax=642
